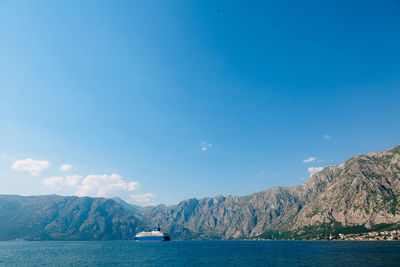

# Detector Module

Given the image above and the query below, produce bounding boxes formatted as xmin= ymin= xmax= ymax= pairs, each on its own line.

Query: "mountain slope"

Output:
xmin=294 ymin=145 xmax=400 ymax=229
xmin=146 ymin=145 xmax=400 ymax=239
xmin=0 ymin=145 xmax=399 ymax=240
xmin=0 ymin=195 xmax=146 ymax=240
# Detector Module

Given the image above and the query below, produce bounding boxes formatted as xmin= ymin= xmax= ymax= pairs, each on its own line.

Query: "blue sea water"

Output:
xmin=0 ymin=241 xmax=399 ymax=266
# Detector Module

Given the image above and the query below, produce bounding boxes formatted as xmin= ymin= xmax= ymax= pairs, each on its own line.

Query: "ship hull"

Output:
xmin=134 ymin=235 xmax=170 ymax=241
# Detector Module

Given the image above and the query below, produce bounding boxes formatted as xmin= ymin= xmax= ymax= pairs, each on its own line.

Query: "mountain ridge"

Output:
xmin=1 ymin=145 xmax=399 ymax=240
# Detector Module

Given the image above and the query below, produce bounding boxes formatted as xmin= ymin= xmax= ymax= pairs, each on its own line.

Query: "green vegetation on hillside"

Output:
xmin=258 ymin=222 xmax=400 ymax=240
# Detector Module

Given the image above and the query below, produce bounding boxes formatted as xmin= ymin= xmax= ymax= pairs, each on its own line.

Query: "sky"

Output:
xmin=0 ymin=0 xmax=399 ymax=206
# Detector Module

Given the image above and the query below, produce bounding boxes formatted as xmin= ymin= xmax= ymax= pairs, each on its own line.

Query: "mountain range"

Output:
xmin=1 ymin=145 xmax=399 ymax=240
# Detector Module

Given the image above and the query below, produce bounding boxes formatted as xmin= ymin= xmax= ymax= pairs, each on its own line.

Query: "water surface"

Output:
xmin=0 ymin=240 xmax=399 ymax=266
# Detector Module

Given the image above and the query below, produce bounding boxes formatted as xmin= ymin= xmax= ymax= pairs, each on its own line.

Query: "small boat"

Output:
xmin=134 ymin=227 xmax=171 ymax=241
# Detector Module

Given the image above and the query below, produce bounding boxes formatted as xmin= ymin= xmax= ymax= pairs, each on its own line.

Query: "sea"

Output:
xmin=0 ymin=240 xmax=400 ymax=266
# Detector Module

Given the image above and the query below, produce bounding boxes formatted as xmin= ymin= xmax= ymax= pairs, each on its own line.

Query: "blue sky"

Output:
xmin=0 ymin=1 xmax=399 ymax=205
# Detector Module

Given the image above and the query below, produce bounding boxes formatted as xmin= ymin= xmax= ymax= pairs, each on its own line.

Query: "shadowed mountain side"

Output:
xmin=0 ymin=195 xmax=146 ymax=240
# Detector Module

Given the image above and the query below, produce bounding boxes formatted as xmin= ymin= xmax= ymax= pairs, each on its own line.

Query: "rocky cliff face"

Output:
xmin=146 ymin=145 xmax=400 ymax=239
xmin=145 ymin=187 xmax=302 ymax=239
xmin=1 ymin=145 xmax=399 ymax=240
xmin=294 ymin=145 xmax=400 ymax=229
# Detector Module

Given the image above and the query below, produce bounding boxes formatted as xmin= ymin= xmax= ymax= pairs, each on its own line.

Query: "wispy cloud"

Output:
xmin=303 ymin=157 xmax=316 ymax=163
xmin=75 ymin=174 xmax=139 ymax=197
xmin=31 ymin=159 xmax=152 ymax=205
xmin=12 ymin=158 xmax=50 ymax=176
xmin=201 ymin=142 xmax=213 ymax=151
xmin=130 ymin=193 xmax=155 ymax=203
xmin=323 ymin=134 xmax=331 ymax=140
xmin=42 ymin=173 xmax=141 ymax=200
xmin=60 ymin=164 xmax=72 ymax=171
xmin=42 ymin=175 xmax=82 ymax=190
xmin=42 ymin=176 xmax=64 ymax=190
xmin=64 ymin=175 xmax=82 ymax=187
xmin=308 ymin=166 xmax=324 ymax=175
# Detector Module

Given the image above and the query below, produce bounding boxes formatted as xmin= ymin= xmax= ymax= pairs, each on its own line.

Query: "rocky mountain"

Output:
xmin=1 ymin=145 xmax=399 ymax=240
xmin=0 ymin=195 xmax=146 ymax=240
xmin=147 ymin=145 xmax=400 ymax=239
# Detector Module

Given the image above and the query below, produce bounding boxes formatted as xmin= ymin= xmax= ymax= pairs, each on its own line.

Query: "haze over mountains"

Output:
xmin=1 ymin=145 xmax=399 ymax=240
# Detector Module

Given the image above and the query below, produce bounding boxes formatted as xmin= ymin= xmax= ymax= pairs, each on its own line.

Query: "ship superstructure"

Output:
xmin=134 ymin=227 xmax=170 ymax=241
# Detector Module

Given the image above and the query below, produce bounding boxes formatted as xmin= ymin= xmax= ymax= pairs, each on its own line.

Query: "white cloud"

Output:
xmin=42 ymin=175 xmax=82 ymax=190
xmin=130 ymin=193 xmax=155 ymax=203
xmin=308 ymin=166 xmax=324 ymax=175
xmin=323 ymin=134 xmax=331 ymax=140
xmin=201 ymin=142 xmax=213 ymax=151
xmin=42 ymin=172 xmax=146 ymax=204
xmin=60 ymin=164 xmax=72 ymax=171
xmin=12 ymin=158 xmax=50 ymax=176
xmin=64 ymin=175 xmax=82 ymax=187
xmin=303 ymin=157 xmax=316 ymax=163
xmin=128 ymin=181 xmax=140 ymax=191
xmin=42 ymin=176 xmax=64 ymax=190
xmin=75 ymin=174 xmax=139 ymax=198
